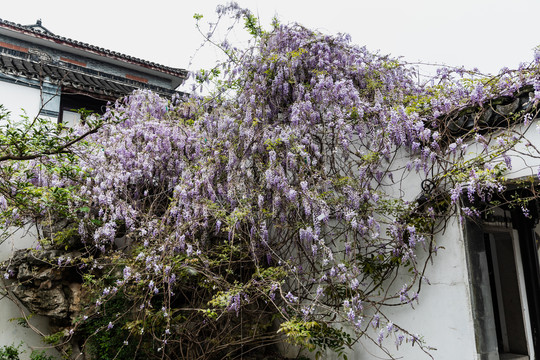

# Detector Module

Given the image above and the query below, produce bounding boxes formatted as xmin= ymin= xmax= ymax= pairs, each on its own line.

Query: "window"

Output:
xmin=58 ymin=91 xmax=109 ymax=126
xmin=465 ymin=197 xmax=540 ymax=360
xmin=484 ymin=228 xmax=532 ymax=358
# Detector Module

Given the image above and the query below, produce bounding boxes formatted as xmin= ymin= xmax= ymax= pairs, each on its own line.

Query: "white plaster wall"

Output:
xmin=333 ymin=119 xmax=540 ymax=360
xmin=500 ymin=121 xmax=540 ymax=181
xmin=0 ymin=226 xmax=60 ymax=359
xmin=0 ymin=293 xmax=60 ymax=360
xmin=0 ymin=80 xmax=43 ymax=121
xmin=279 ymin=148 xmax=478 ymax=360
xmin=264 ymin=144 xmax=479 ymax=360
xmin=0 ymin=226 xmax=40 ymax=263
xmin=0 ymin=79 xmax=61 ymax=358
xmin=326 ymin=217 xmax=477 ymax=360
xmin=461 ymin=121 xmax=540 ymax=182
xmin=323 ymin=150 xmax=478 ymax=359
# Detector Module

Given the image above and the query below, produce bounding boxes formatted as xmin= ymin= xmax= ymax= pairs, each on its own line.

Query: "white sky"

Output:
xmin=2 ymin=0 xmax=540 ymax=92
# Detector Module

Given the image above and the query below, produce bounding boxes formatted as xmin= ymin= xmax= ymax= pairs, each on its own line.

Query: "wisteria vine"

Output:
xmin=2 ymin=5 xmax=540 ymax=360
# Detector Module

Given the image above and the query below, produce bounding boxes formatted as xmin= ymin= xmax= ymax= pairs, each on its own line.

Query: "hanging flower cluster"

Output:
xmin=2 ymin=7 xmax=540 ymax=359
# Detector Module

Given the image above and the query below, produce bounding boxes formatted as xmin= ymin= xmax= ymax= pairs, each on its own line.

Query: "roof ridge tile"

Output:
xmin=0 ymin=18 xmax=187 ymax=79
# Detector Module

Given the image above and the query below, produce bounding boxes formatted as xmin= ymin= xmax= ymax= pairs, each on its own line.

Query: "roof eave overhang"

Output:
xmin=0 ymin=25 xmax=187 ymax=89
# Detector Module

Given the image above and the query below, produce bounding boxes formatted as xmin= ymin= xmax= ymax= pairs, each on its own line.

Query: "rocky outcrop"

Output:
xmin=2 ymin=249 xmax=83 ymax=324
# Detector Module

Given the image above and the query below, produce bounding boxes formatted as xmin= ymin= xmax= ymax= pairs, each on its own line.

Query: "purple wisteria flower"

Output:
xmin=285 ymin=292 xmax=298 ymax=303
xmin=7 ymin=15 xmax=540 ymax=358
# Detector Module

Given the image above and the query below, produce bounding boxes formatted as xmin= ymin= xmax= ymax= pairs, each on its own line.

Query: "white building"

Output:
xmin=0 ymin=19 xmax=186 ymax=359
xmin=0 ymin=19 xmax=186 ymax=122
xmin=0 ymin=18 xmax=538 ymax=360
xmin=328 ymin=93 xmax=540 ymax=360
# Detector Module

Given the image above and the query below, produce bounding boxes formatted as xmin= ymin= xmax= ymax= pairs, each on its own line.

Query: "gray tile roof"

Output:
xmin=0 ymin=46 xmax=180 ymax=98
xmin=0 ymin=19 xmax=187 ymax=80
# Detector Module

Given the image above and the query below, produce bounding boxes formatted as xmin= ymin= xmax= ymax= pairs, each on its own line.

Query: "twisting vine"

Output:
xmin=1 ymin=4 xmax=540 ymax=360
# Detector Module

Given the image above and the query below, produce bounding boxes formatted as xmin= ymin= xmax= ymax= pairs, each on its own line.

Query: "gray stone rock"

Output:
xmin=496 ymin=97 xmax=520 ymax=116
xmin=12 ymin=286 xmax=68 ymax=320
xmin=17 ymin=263 xmax=33 ymax=282
xmin=2 ymin=248 xmax=83 ymax=324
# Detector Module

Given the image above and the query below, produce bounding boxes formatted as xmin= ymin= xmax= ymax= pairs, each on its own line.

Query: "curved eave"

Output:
xmin=0 ymin=22 xmax=187 ymax=89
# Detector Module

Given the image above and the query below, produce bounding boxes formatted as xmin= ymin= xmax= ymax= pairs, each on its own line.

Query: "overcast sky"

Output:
xmin=2 ymin=0 xmax=540 ymax=92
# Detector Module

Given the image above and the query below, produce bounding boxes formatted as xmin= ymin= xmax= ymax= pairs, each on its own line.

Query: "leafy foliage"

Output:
xmin=79 ymin=296 xmax=141 ymax=360
xmin=0 ymin=344 xmax=19 ymax=360
xmin=0 ymin=344 xmax=56 ymax=360
xmin=2 ymin=3 xmax=540 ymax=360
